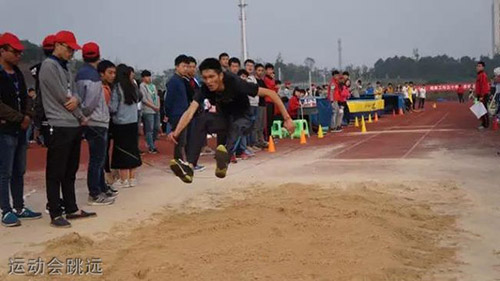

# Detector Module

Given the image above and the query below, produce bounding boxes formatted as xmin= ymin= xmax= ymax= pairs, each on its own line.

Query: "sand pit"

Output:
xmin=5 ymin=183 xmax=459 ymax=281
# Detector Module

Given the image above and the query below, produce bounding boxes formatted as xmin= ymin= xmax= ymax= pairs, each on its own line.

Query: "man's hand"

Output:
xmin=154 ymin=106 xmax=160 ymax=112
xmin=65 ymin=96 xmax=79 ymax=112
xmin=20 ymin=116 xmax=31 ymax=130
xmin=80 ymin=117 xmax=89 ymax=126
xmin=163 ymin=116 xmax=168 ymax=123
xmin=167 ymin=132 xmax=178 ymax=145
xmin=284 ymin=117 xmax=295 ymax=134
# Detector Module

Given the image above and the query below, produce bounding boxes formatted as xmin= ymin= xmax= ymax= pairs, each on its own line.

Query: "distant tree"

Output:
xmin=20 ymin=40 xmax=44 ymax=64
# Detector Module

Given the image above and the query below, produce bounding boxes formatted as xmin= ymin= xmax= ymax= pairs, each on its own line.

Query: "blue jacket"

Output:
xmin=75 ymin=63 xmax=109 ymax=128
xmin=164 ymin=73 xmax=189 ymax=120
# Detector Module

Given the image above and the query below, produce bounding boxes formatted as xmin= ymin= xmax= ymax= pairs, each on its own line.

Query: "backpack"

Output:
xmin=30 ymin=63 xmax=48 ymax=128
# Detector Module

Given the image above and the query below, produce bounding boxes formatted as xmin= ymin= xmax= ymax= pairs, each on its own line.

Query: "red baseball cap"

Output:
xmin=82 ymin=42 xmax=100 ymax=59
xmin=54 ymin=30 xmax=81 ymax=50
xmin=0 ymin=32 xmax=25 ymax=51
xmin=42 ymin=34 xmax=56 ymax=50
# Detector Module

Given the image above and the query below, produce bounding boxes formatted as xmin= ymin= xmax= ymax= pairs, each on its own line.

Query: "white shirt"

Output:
xmin=419 ymin=88 xmax=427 ymax=99
xmin=402 ymin=86 xmax=409 ymax=99
xmin=247 ymin=75 xmax=259 ymax=107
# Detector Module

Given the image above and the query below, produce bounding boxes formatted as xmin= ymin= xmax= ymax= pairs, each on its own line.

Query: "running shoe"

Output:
xmin=215 ymin=145 xmax=230 ymax=179
xmin=14 ymin=208 xmax=42 ymax=220
xmin=169 ymin=159 xmax=194 ymax=183
xmin=87 ymin=194 xmax=115 ymax=206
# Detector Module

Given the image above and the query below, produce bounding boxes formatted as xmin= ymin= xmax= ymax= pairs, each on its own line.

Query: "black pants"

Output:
xmin=104 ymin=122 xmax=113 ymax=173
xmin=170 ymin=117 xmax=188 ymax=161
xmin=265 ymin=102 xmax=274 ymax=139
xmin=404 ymin=98 xmax=411 ymax=112
xmin=412 ymin=95 xmax=417 ymax=109
xmin=458 ymin=94 xmax=465 ymax=103
xmin=46 ymin=126 xmax=82 ymax=219
xmin=340 ymin=101 xmax=350 ymax=125
xmin=480 ymin=95 xmax=490 ymax=128
xmin=39 ymin=124 xmax=50 ymax=146
xmin=186 ymin=112 xmax=251 ymax=166
xmin=418 ymin=98 xmax=425 ymax=109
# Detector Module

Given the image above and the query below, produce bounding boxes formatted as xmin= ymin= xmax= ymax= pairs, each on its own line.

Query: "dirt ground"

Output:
xmin=1 ymin=102 xmax=500 ymax=280
xmin=6 ymin=182 xmax=463 ymax=281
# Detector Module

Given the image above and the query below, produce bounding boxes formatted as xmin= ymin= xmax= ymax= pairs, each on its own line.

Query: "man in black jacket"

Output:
xmin=29 ymin=34 xmax=55 ymax=146
xmin=0 ymin=32 xmax=42 ymax=227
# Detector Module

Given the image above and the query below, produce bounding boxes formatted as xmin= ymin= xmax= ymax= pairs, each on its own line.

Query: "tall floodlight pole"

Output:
xmin=239 ymin=0 xmax=249 ymax=62
xmin=338 ymin=38 xmax=342 ymax=71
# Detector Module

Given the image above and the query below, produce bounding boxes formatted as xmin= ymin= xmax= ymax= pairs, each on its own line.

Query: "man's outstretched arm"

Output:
xmin=167 ymin=100 xmax=200 ymax=144
xmin=257 ymin=87 xmax=295 ymax=133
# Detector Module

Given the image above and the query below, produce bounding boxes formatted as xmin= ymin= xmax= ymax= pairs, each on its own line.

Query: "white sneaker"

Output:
xmin=129 ymin=178 xmax=137 ymax=187
xmin=113 ymin=179 xmax=130 ymax=189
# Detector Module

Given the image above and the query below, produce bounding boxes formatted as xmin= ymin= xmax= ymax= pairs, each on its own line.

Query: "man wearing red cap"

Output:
xmin=75 ymin=42 xmax=116 ymax=206
xmin=39 ymin=30 xmax=96 ymax=228
xmin=0 ymin=32 xmax=42 ymax=227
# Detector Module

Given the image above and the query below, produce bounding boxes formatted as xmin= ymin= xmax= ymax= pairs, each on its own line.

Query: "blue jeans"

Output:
xmin=248 ymin=106 xmax=258 ymax=146
xmin=84 ymin=127 xmax=108 ymax=197
xmin=0 ymin=132 xmax=27 ymax=215
xmin=26 ymin=124 xmax=33 ymax=142
xmin=143 ymin=113 xmax=160 ymax=151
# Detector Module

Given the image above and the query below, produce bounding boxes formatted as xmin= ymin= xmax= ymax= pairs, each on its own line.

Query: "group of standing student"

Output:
xmin=39 ymin=30 xmax=141 ymax=228
xmin=401 ymin=82 xmax=426 ymax=112
xmin=0 ymin=30 xmax=147 ymax=228
xmin=167 ymin=57 xmax=294 ymax=184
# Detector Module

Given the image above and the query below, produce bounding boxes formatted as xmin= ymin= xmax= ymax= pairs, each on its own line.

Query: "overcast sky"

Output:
xmin=0 ymin=0 xmax=493 ymax=72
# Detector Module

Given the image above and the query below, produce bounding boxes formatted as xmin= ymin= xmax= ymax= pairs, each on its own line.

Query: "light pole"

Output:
xmin=338 ymin=38 xmax=342 ymax=71
xmin=239 ymin=0 xmax=248 ymax=62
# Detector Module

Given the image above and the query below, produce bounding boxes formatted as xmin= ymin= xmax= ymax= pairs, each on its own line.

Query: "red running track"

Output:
xmin=25 ymin=101 xmax=500 ymax=173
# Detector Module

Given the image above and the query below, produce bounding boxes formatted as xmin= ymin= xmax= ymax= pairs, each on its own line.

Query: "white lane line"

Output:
xmin=342 ymin=128 xmax=463 ymax=135
xmin=402 ymin=113 xmax=450 ymax=159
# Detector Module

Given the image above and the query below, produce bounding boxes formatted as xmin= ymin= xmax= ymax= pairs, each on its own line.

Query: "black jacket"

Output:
xmin=0 ymin=65 xmax=32 ymax=135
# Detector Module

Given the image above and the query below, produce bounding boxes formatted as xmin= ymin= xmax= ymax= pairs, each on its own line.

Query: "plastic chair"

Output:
xmin=291 ymin=119 xmax=310 ymax=139
xmin=271 ymin=120 xmax=284 ymax=139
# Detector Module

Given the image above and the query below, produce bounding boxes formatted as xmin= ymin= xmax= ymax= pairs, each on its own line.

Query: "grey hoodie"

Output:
xmin=39 ymin=56 xmax=83 ymax=127
xmin=140 ymin=82 xmax=159 ymax=115
xmin=109 ymin=84 xmax=138 ymax=125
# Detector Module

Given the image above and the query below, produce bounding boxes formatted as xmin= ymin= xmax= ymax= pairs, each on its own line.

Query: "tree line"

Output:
xmin=16 ymin=39 xmax=497 ymax=88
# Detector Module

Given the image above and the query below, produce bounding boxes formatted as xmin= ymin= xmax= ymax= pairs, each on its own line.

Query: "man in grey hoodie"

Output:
xmin=75 ymin=42 xmax=116 ymax=207
xmin=39 ymin=30 xmax=96 ymax=228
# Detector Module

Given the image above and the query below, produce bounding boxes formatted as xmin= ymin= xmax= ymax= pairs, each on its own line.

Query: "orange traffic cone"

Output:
xmin=374 ymin=112 xmax=379 ymax=122
xmin=300 ymin=130 xmax=307 ymax=145
xmin=493 ymin=118 xmax=499 ymax=131
xmin=268 ymin=136 xmax=276 ymax=153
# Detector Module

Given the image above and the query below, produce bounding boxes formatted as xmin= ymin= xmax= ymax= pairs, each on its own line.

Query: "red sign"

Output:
xmin=422 ymin=83 xmax=474 ymax=93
